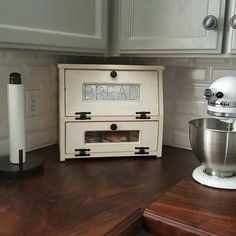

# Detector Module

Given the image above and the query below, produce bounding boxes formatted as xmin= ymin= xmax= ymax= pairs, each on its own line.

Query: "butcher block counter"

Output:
xmin=143 ymin=179 xmax=236 ymax=235
xmin=0 ymin=145 xmax=235 ymax=235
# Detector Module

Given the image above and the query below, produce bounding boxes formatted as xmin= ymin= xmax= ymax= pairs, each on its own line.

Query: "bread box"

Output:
xmin=58 ymin=64 xmax=164 ymax=161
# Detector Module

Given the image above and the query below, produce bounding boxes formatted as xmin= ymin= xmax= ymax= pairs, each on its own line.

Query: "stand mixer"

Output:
xmin=189 ymin=76 xmax=236 ymax=189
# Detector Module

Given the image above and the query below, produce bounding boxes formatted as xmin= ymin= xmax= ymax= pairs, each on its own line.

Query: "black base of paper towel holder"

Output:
xmin=0 ymin=154 xmax=44 ymax=179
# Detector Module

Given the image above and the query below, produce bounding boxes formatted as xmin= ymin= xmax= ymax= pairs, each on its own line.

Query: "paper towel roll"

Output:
xmin=7 ymin=80 xmax=26 ymax=164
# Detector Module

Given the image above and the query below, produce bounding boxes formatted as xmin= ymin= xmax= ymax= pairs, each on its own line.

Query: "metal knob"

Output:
xmin=110 ymin=71 xmax=117 ymax=78
xmin=230 ymin=14 xmax=236 ymax=29
xmin=216 ymin=92 xmax=224 ymax=99
xmin=110 ymin=123 xmax=117 ymax=131
xmin=204 ymin=89 xmax=213 ymax=100
xmin=202 ymin=15 xmax=217 ymax=30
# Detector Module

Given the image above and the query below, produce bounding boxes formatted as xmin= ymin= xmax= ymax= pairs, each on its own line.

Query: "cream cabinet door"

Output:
xmin=65 ymin=121 xmax=159 ymax=154
xmin=65 ymin=69 xmax=160 ymax=118
xmin=228 ymin=0 xmax=236 ymax=54
xmin=0 ymin=0 xmax=107 ymax=53
xmin=118 ymin=0 xmax=226 ymax=54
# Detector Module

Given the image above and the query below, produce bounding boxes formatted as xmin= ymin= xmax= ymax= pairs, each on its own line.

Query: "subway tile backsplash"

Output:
xmin=0 ymin=52 xmax=58 ymax=157
xmin=0 ymin=53 xmax=236 ymax=157
xmin=161 ymin=58 xmax=236 ymax=150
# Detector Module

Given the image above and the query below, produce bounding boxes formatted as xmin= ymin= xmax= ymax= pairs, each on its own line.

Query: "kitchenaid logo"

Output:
xmin=84 ymin=84 xmax=140 ymax=101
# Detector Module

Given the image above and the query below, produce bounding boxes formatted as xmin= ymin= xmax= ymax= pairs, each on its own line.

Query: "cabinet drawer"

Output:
xmin=64 ymin=69 xmax=160 ymax=118
xmin=65 ymin=121 xmax=158 ymax=156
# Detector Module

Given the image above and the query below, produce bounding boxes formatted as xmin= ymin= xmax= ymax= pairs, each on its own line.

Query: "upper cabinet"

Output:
xmin=0 ymin=0 xmax=108 ymax=54
xmin=1 ymin=0 xmax=236 ymax=56
xmin=228 ymin=0 xmax=236 ymax=54
xmin=113 ymin=0 xmax=226 ymax=55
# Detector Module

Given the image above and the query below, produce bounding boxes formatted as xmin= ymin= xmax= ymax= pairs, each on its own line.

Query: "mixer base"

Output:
xmin=192 ymin=165 xmax=236 ymax=189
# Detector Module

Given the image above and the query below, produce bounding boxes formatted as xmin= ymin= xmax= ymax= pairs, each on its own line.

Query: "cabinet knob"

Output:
xmin=110 ymin=71 xmax=117 ymax=78
xmin=230 ymin=14 xmax=236 ymax=29
xmin=110 ymin=123 xmax=118 ymax=131
xmin=202 ymin=15 xmax=217 ymax=30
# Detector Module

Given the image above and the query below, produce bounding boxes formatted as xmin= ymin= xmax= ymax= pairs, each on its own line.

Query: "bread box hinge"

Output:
xmin=74 ymin=149 xmax=90 ymax=157
xmin=135 ymin=147 xmax=149 ymax=155
xmin=135 ymin=111 xmax=151 ymax=119
xmin=75 ymin=112 xmax=91 ymax=120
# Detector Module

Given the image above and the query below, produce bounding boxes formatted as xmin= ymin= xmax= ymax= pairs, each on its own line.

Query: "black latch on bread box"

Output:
xmin=135 ymin=147 xmax=150 ymax=155
xmin=74 ymin=149 xmax=91 ymax=156
xmin=75 ymin=112 xmax=91 ymax=120
xmin=135 ymin=111 xmax=151 ymax=119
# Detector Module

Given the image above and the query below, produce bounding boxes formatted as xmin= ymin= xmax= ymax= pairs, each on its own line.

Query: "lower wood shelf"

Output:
xmin=143 ymin=178 xmax=236 ymax=236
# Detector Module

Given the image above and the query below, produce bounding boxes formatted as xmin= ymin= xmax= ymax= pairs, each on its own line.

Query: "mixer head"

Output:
xmin=204 ymin=76 xmax=236 ymax=127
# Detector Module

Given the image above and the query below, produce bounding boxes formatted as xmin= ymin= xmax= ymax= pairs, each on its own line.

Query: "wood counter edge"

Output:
xmin=105 ymin=208 xmax=143 ymax=236
xmin=143 ymin=209 xmax=208 ymax=236
xmin=142 ymin=178 xmax=236 ymax=236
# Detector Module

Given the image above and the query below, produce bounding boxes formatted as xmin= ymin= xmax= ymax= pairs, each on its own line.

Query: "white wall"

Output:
xmin=161 ymin=58 xmax=236 ymax=149
xmin=1 ymin=53 xmax=236 ymax=157
xmin=109 ymin=57 xmax=236 ymax=150
xmin=0 ymin=51 xmax=58 ymax=157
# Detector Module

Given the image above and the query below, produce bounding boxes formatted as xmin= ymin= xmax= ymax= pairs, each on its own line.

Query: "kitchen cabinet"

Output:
xmin=0 ymin=0 xmax=108 ymax=53
xmin=228 ymin=0 xmax=236 ymax=54
xmin=113 ymin=0 xmax=226 ymax=54
xmin=1 ymin=0 xmax=234 ymax=56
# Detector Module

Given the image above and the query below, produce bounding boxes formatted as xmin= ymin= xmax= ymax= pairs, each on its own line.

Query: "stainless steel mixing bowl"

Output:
xmin=189 ymin=118 xmax=236 ymax=178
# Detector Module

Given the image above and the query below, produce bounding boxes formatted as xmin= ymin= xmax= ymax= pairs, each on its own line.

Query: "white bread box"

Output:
xmin=58 ymin=64 xmax=164 ymax=161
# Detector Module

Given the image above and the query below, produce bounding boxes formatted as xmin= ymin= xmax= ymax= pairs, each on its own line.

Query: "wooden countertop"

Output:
xmin=0 ymin=145 xmax=205 ymax=235
xmin=144 ymin=179 xmax=236 ymax=236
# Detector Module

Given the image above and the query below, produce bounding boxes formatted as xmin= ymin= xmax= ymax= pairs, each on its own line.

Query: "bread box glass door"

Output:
xmin=65 ymin=69 xmax=160 ymax=118
xmin=65 ymin=121 xmax=159 ymax=156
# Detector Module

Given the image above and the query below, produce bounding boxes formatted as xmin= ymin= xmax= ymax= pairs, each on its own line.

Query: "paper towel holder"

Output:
xmin=0 ymin=72 xmax=44 ymax=179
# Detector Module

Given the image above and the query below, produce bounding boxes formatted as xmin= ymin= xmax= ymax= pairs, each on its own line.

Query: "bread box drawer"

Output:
xmin=65 ymin=121 xmax=159 ymax=157
xmin=64 ymin=69 xmax=160 ymax=118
